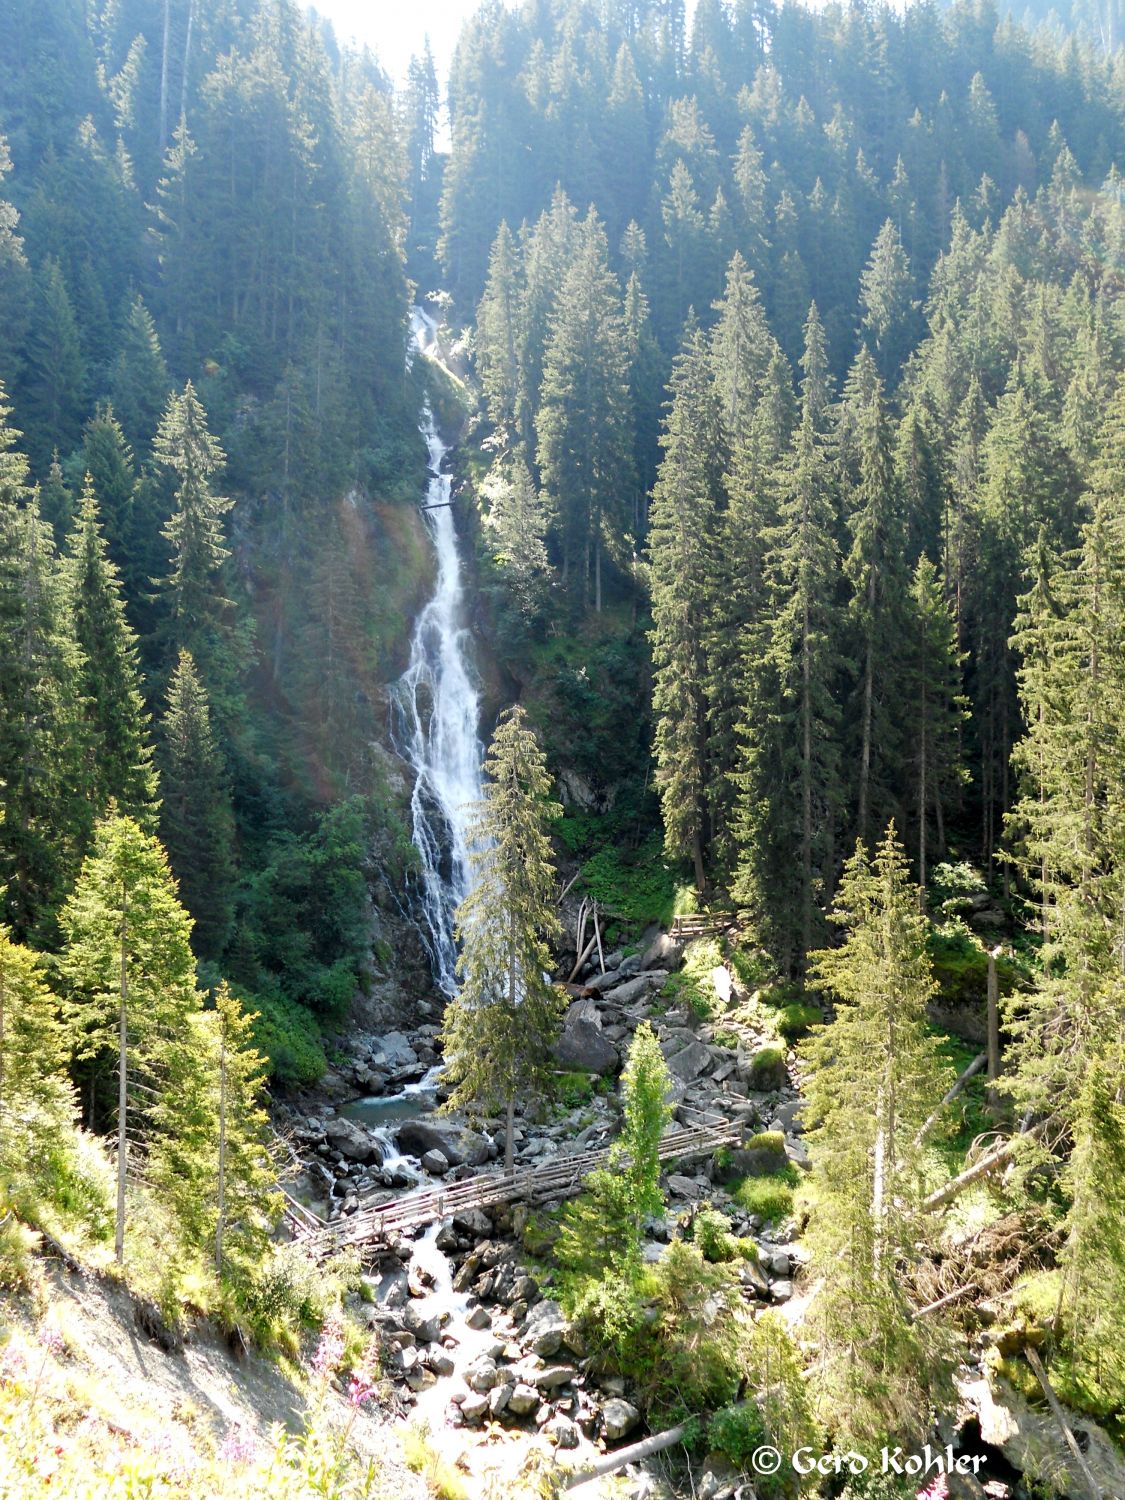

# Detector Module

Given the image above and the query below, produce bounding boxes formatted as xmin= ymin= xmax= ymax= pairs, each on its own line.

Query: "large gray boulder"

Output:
xmin=523 ymin=1299 xmax=569 ymax=1357
xmin=397 ymin=1119 xmax=490 ymax=1167
xmin=371 ymin=1030 xmax=420 ymax=1071
xmin=602 ymin=1398 xmax=641 ymax=1441
xmin=324 ymin=1117 xmax=383 ymax=1165
xmin=553 ymin=1004 xmax=619 ymax=1075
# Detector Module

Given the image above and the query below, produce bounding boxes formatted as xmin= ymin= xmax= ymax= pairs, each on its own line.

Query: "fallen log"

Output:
xmin=1024 ymin=1346 xmax=1102 ymax=1500
xmin=915 ymin=1052 xmax=987 ymax=1146
xmin=563 ymin=1422 xmax=687 ymax=1490
xmin=921 ymin=1117 xmax=1052 ymax=1213
xmin=912 ymin=1283 xmax=978 ymax=1320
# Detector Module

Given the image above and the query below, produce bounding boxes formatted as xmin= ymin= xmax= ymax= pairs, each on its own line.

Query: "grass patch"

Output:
xmin=776 ymin=1002 xmax=822 ymax=1040
xmin=730 ymin=1165 xmax=799 ymax=1225
xmin=661 ymin=937 xmax=727 ymax=1019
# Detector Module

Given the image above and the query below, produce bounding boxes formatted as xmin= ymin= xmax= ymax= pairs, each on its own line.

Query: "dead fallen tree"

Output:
xmin=563 ymin=1423 xmax=688 ymax=1490
xmin=921 ymin=1116 xmax=1054 ymax=1213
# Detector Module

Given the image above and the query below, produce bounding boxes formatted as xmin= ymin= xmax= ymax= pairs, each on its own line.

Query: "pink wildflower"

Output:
xmin=916 ymin=1475 xmax=949 ymax=1500
xmin=311 ymin=1312 xmax=345 ymax=1379
xmin=347 ymin=1366 xmax=375 ymax=1408
xmin=37 ymin=1326 xmax=65 ymax=1358
xmin=219 ymin=1424 xmax=258 ymax=1466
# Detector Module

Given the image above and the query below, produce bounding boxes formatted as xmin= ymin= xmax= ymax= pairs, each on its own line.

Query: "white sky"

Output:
xmin=313 ymin=0 xmax=483 ymax=86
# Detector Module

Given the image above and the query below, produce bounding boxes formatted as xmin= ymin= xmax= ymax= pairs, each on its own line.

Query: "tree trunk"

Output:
xmin=986 ymin=946 xmax=1002 ymax=1113
xmin=801 ymin=594 xmax=813 ymax=958
xmin=179 ymin=0 xmax=195 ymax=126
xmin=116 ymin=882 xmax=129 ymax=1266
xmin=692 ymin=831 xmax=705 ymax=894
xmin=158 ymin=0 xmax=171 ymax=153
xmin=505 ymin=1095 xmax=515 ymax=1174
xmin=215 ymin=1019 xmax=227 ymax=1276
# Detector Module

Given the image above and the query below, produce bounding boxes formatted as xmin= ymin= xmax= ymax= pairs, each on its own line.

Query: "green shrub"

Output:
xmin=747 ymin=1045 xmax=787 ymax=1090
xmin=692 ymin=1206 xmax=758 ymax=1264
xmin=712 ymin=1028 xmax=740 ymax=1049
xmin=556 ymin=1071 xmax=596 ymax=1109
xmin=708 ymin=1401 xmax=769 ymax=1470
xmin=744 ymin=1131 xmax=785 ymax=1154
xmin=730 ymin=1165 xmax=799 ymax=1225
xmin=578 ymin=834 xmax=678 ymax=927
xmin=249 ymin=990 xmax=327 ymax=1088
xmin=776 ymin=1003 xmax=822 ymax=1039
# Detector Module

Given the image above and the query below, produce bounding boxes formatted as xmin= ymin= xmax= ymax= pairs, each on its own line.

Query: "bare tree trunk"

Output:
xmin=116 ymin=883 xmax=129 ymax=1266
xmin=158 ymin=0 xmax=171 ymax=154
xmin=179 ymin=0 xmax=195 ymax=126
xmin=986 ymin=946 xmax=1002 ymax=1113
xmin=215 ymin=1019 xmax=227 ymax=1275
xmin=505 ymin=1096 xmax=515 ymax=1174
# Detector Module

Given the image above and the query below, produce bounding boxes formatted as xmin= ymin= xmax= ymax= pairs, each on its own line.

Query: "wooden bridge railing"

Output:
xmin=298 ymin=1117 xmax=744 ymax=1261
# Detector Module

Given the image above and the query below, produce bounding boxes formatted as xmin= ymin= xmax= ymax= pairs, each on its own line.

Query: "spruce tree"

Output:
xmin=159 ymin=650 xmax=236 ymax=962
xmin=68 ymin=478 xmax=157 ymax=824
xmin=59 ymin=814 xmax=198 ymax=1264
xmin=484 ymin=455 xmax=552 ymax=617
xmin=804 ymin=825 xmax=953 ymax=1439
xmin=905 ymin=556 xmax=967 ymax=896
xmin=648 ymin=325 xmax=725 ymax=889
xmin=440 ymin=706 xmax=565 ymax=1170
xmin=109 ymin=296 xmax=172 ymax=457
xmin=152 ymin=983 xmax=279 ymax=1280
xmin=476 ymin=223 xmax=522 ymax=434
xmin=0 ymin=928 xmax=73 ymax=1181
xmin=535 ymin=212 xmax=633 ymax=609
xmin=20 ymin=257 xmax=87 ymax=469
xmin=153 ymin=382 xmax=233 ymax=673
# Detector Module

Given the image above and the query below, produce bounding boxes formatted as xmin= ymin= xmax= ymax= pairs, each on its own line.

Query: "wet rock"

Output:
xmin=434 ymin=1219 xmax=458 ymax=1251
xmin=602 ymin=1398 xmax=641 ymax=1441
xmin=466 ymin=1305 xmax=490 ymax=1330
xmin=508 ymin=1383 xmax=540 ymax=1416
xmin=371 ymin=1031 xmax=419 ymax=1072
xmin=453 ymin=1207 xmax=492 ymax=1238
xmin=421 ymin=1148 xmax=449 ymax=1175
xmin=404 ymin=1305 xmax=444 ymax=1343
xmin=398 ymin=1120 xmax=490 ymax=1167
xmin=324 ymin=1117 xmax=383 ymax=1165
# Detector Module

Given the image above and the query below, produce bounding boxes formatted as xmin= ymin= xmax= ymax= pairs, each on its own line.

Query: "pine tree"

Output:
xmin=68 ymin=477 xmax=156 ymax=824
xmin=59 ymin=814 xmax=198 ymax=1264
xmin=152 ymin=983 xmax=280 ymax=1280
xmin=20 ymin=257 xmax=87 ymax=469
xmin=440 ymin=706 xmax=565 ymax=1170
xmin=153 ymin=382 xmax=233 ymax=673
xmin=40 ymin=452 xmax=73 ymax=544
xmin=905 ymin=557 xmax=967 ymax=895
xmin=648 ymin=325 xmax=725 ymax=889
xmin=859 ymin=218 xmax=914 ymax=381
xmin=0 ymin=928 xmax=73 ymax=1184
xmin=535 ymin=213 xmax=633 ymax=609
xmin=804 ymin=825 xmax=953 ymax=1439
xmin=79 ymin=405 xmax=139 ymax=604
xmin=159 ymin=650 xmax=236 ymax=962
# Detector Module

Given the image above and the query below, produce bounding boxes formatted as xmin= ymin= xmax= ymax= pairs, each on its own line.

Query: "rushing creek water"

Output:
xmin=391 ymin=307 xmax=485 ymax=997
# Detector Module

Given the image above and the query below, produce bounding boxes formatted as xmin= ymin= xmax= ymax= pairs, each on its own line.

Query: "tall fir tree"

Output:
xmin=60 ymin=814 xmax=198 ymax=1263
xmin=440 ymin=706 xmax=565 ymax=1169
xmin=159 ymin=650 xmax=236 ymax=963
xmin=67 ymin=477 xmax=157 ymax=824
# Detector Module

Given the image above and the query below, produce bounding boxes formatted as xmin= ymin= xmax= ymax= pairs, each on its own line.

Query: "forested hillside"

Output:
xmin=0 ymin=0 xmax=445 ymax=1083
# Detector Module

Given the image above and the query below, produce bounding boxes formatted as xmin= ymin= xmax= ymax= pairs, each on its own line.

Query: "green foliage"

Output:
xmin=246 ymin=990 xmax=327 ymax=1089
xmin=691 ymin=1206 xmax=758 ymax=1264
xmin=747 ymin=1045 xmax=787 ymax=1090
xmin=776 ymin=1002 xmax=822 ymax=1039
xmin=729 ymin=1167 xmax=799 ymax=1226
xmin=576 ymin=834 xmax=678 ymax=928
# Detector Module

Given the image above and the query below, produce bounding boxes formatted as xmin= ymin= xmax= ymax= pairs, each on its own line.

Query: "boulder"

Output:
xmin=420 ymin=1149 xmax=449 ymax=1175
xmin=465 ymin=1356 xmax=500 ymax=1394
xmin=371 ymin=1031 xmax=420 ymax=1071
xmin=397 ymin=1120 xmax=490 ymax=1167
xmin=534 ymin=1364 xmax=578 ymax=1390
xmin=324 ymin=1117 xmax=383 ymax=1165
xmin=605 ymin=972 xmax=668 ymax=1007
xmin=665 ymin=1040 xmax=712 ymax=1082
xmin=587 ymin=968 xmax=624 ymax=994
xmin=698 ymin=1452 xmax=741 ymax=1500
xmin=523 ymin=1299 xmax=569 ymax=1358
xmin=642 ymin=933 xmax=684 ymax=971
xmin=741 ymin=1046 xmax=788 ymax=1092
xmin=465 ymin=1305 xmax=490 ymax=1330
xmin=544 ymin=1414 xmax=580 ymax=1449
xmin=508 ymin=1383 xmax=540 ymax=1416
xmin=453 ymin=1207 xmax=492 ymax=1238
xmin=489 ymin=1382 xmax=513 ymax=1416
xmin=602 ymin=1398 xmax=641 ymax=1441
xmin=460 ymin=1392 xmax=489 ymax=1424
xmin=553 ymin=1011 xmax=619 ymax=1076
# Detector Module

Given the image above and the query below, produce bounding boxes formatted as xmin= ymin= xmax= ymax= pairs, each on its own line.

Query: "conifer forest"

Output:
xmin=1 ymin=0 xmax=1125 ymax=1495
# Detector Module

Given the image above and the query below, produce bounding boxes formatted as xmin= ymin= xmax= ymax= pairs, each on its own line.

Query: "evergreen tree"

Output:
xmin=68 ymin=477 xmax=156 ymax=824
xmin=108 ymin=296 xmax=171 ymax=457
xmin=0 ymin=480 xmax=85 ymax=939
xmin=648 ymin=326 xmax=725 ymax=888
xmin=440 ymin=706 xmax=565 ymax=1170
xmin=804 ymin=826 xmax=953 ymax=1439
xmin=859 ymin=218 xmax=914 ymax=382
xmin=153 ymin=382 xmax=233 ymax=673
xmin=159 ymin=650 xmax=236 ymax=962
xmin=78 ymin=405 xmax=139 ymax=602
xmin=905 ymin=556 xmax=967 ymax=895
xmin=0 ymin=928 xmax=72 ymax=1168
xmin=476 ymin=223 xmax=522 ymax=434
xmin=536 ymin=213 xmax=633 ymax=608
xmin=20 ymin=257 xmax=87 ymax=470
xmin=484 ymin=455 xmax=552 ymax=617
xmin=152 ymin=982 xmax=279 ymax=1279
xmin=59 ymin=814 xmax=198 ymax=1263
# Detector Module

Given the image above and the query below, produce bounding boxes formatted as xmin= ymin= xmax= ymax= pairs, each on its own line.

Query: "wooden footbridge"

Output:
xmin=294 ymin=1116 xmax=744 ymax=1261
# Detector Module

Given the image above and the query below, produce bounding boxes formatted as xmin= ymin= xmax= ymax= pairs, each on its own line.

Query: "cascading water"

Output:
xmin=393 ymin=309 xmax=484 ymax=996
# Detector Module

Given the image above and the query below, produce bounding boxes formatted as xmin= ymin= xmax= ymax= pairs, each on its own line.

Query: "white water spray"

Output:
xmin=393 ymin=309 xmax=484 ymax=995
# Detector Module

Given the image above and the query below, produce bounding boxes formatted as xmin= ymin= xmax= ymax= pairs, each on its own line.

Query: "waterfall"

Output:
xmin=392 ymin=308 xmax=484 ymax=996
